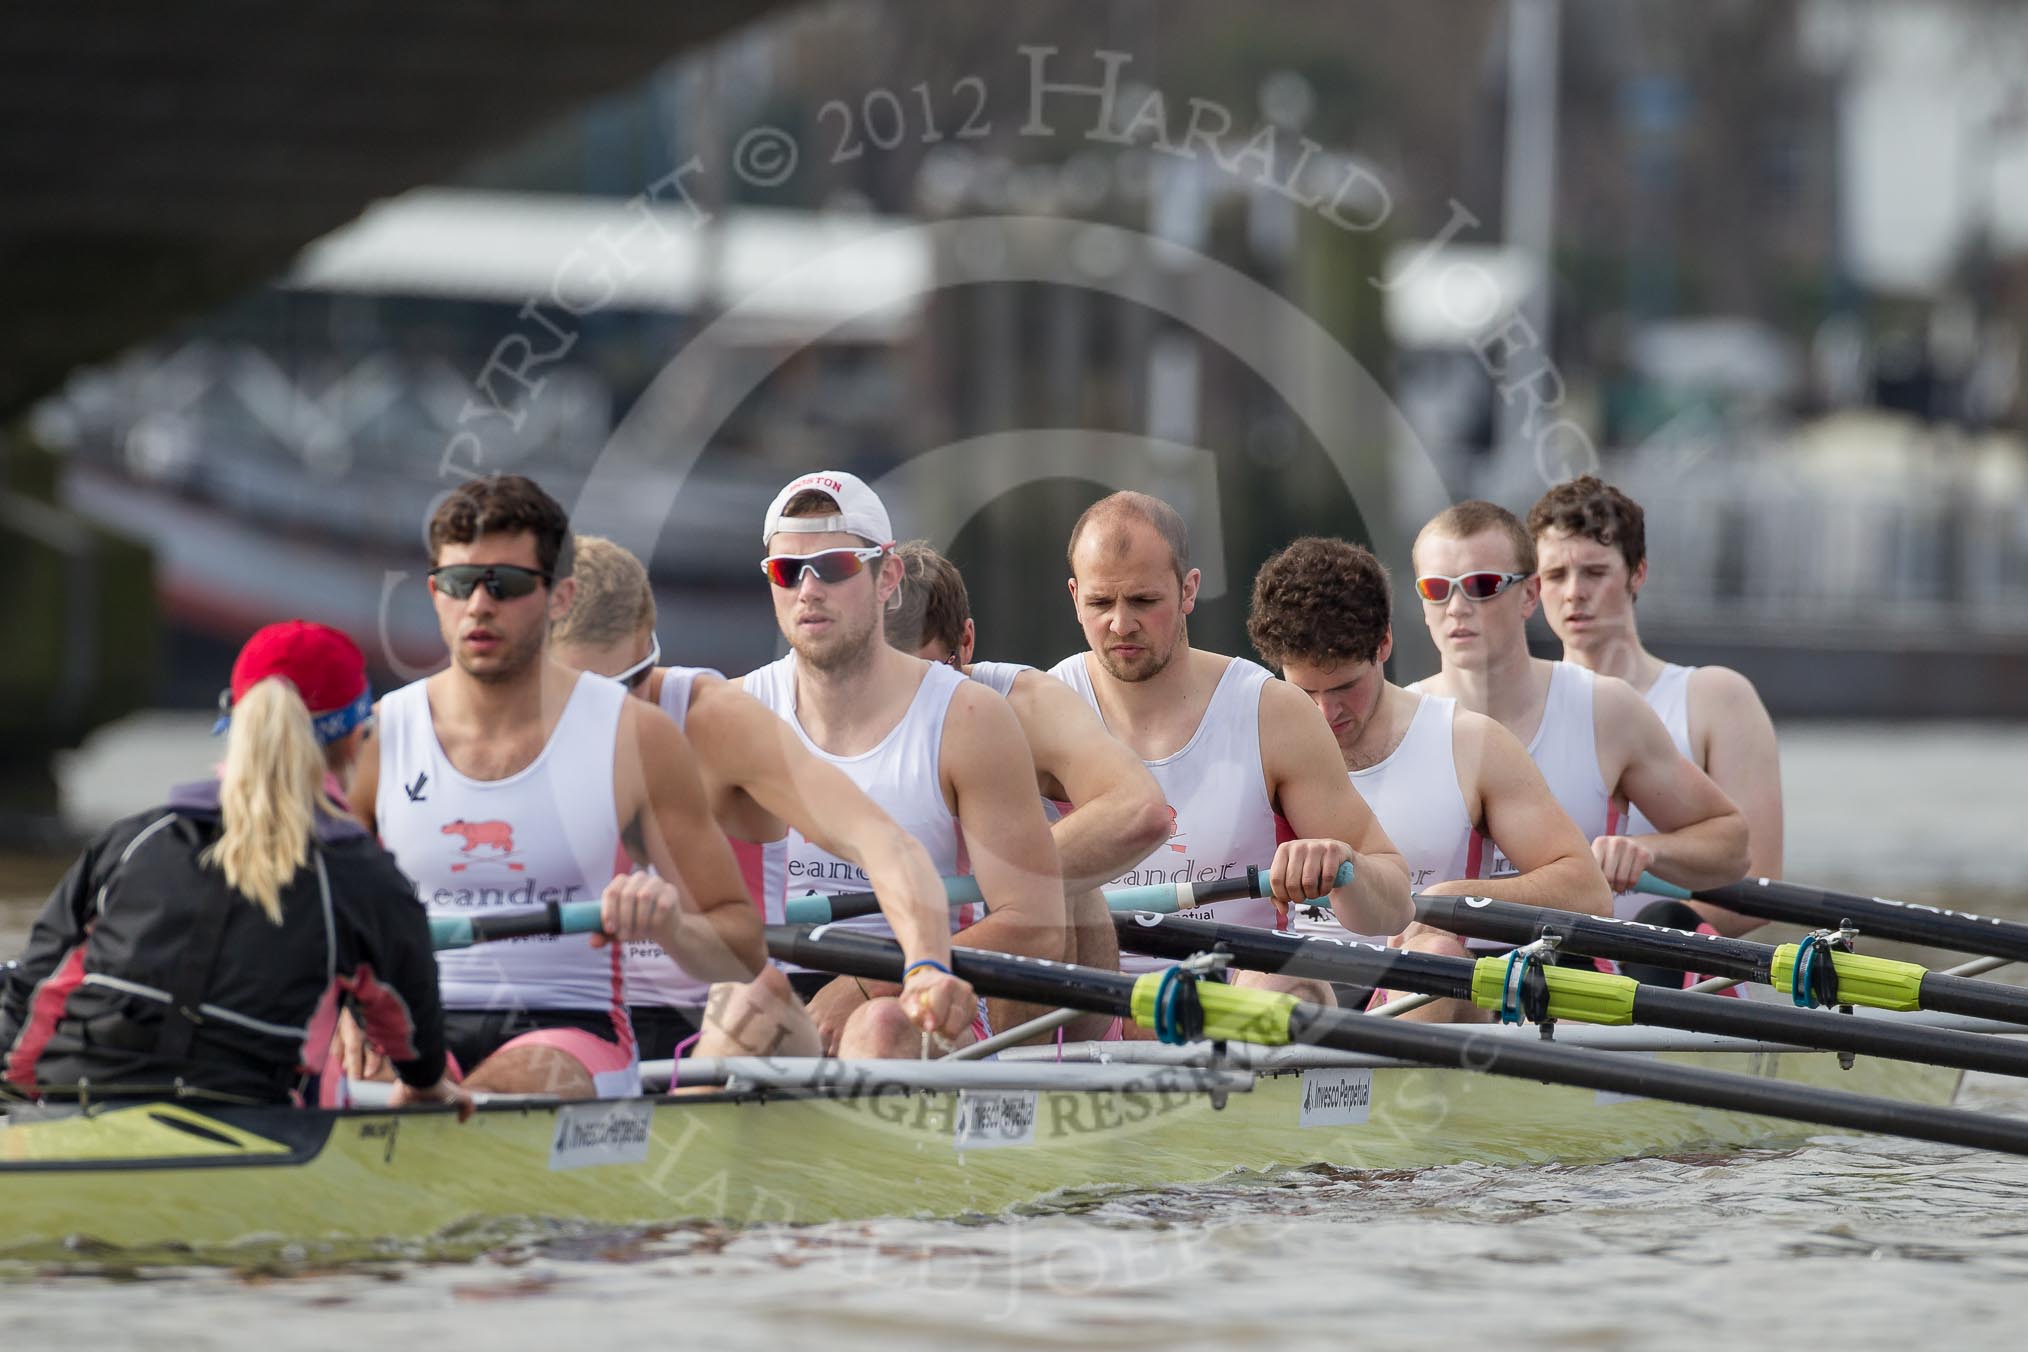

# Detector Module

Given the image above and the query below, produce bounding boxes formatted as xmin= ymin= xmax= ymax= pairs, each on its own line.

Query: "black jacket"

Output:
xmin=0 ymin=780 xmax=446 ymax=1103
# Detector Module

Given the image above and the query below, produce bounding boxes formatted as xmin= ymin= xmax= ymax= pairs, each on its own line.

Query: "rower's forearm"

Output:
xmin=1423 ymin=856 xmax=1614 ymax=917
xmin=857 ymin=837 xmax=954 ymax=967
xmin=954 ymin=904 xmax=1069 ymax=964
xmin=1331 ymin=855 xmax=1413 ymax=936
xmin=664 ymin=905 xmax=766 ymax=983
xmin=1646 ymin=815 xmax=1751 ymax=890
xmin=1052 ymin=797 xmax=1169 ymax=895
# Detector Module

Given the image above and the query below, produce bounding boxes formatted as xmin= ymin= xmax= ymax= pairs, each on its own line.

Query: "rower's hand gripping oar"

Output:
xmin=1640 ymin=871 xmax=2028 ymax=967
xmin=1115 ymin=911 xmax=2028 ymax=1081
xmin=771 ymin=922 xmax=2028 ymax=1161
xmin=785 ymin=862 xmax=1358 ymax=926
xmin=1419 ymin=894 xmax=2028 ymax=1028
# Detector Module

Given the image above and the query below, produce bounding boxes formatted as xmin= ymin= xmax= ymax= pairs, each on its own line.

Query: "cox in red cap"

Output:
xmin=214 ymin=620 xmax=373 ymax=744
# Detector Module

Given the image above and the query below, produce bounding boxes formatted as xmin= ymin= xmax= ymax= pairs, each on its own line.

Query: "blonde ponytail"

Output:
xmin=202 ymin=677 xmax=324 ymax=923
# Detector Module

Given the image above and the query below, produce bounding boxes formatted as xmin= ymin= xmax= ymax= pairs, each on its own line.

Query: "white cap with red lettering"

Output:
xmin=761 ymin=470 xmax=895 ymax=548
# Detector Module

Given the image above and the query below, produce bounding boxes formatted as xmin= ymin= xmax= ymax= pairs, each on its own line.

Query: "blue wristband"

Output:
xmin=903 ymin=957 xmax=953 ymax=980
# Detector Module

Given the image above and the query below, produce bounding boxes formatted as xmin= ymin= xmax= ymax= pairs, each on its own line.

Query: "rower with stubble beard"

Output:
xmin=548 ymin=534 xmax=977 ymax=1061
xmin=733 ymin=471 xmax=1067 ymax=1053
xmin=343 ymin=475 xmax=764 ymax=1099
xmin=883 ymin=541 xmax=1171 ymax=1041
xmin=1045 ymin=491 xmax=1412 ymax=1023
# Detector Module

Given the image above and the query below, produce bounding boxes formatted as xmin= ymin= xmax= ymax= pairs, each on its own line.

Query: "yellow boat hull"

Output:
xmin=0 ymin=1049 xmax=1963 ymax=1262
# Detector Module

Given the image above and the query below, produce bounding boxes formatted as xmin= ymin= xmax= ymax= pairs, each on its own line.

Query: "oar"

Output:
xmin=1639 ymin=872 xmax=2028 ymax=965
xmin=1417 ymin=895 xmax=2028 ymax=1027
xmin=769 ymin=923 xmax=2028 ymax=1159
xmin=785 ymin=862 xmax=1359 ymax=925
xmin=1113 ymin=912 xmax=2028 ymax=1080
xmin=429 ymin=902 xmax=604 ymax=951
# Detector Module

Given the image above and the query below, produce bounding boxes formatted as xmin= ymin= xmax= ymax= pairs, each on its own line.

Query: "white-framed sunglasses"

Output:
xmin=760 ymin=546 xmax=887 ymax=588
xmin=612 ymin=635 xmax=660 ymax=690
xmin=1414 ymin=570 xmax=1532 ymax=604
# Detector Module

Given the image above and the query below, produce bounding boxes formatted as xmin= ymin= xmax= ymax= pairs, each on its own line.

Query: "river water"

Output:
xmin=3 ymin=715 xmax=2027 ymax=1348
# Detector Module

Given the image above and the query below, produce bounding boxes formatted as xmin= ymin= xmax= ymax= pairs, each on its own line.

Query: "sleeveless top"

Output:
xmin=742 ymin=654 xmax=972 ymax=958
xmin=1047 ymin=653 xmax=1284 ymax=974
xmin=1617 ymin=662 xmax=1695 ymax=919
xmin=967 ymin=661 xmax=1030 ymax=699
xmin=1470 ymin=662 xmax=1618 ymax=882
xmin=1295 ymin=693 xmax=1471 ymax=946
xmin=375 ymin=673 xmax=629 ymax=1013
xmin=606 ymin=666 xmax=791 ymax=1009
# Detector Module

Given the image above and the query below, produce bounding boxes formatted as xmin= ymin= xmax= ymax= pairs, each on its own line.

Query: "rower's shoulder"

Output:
xmin=1683 ymin=663 xmax=1769 ymax=715
xmin=1584 ymin=665 xmax=1648 ymax=712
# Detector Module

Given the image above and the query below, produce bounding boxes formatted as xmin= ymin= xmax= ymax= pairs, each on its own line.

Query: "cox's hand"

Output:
xmin=389 ymin=1075 xmax=475 ymax=1123
xmin=1591 ymin=835 xmax=1656 ymax=894
xmin=592 ymin=871 xmax=683 ymax=949
xmin=336 ymin=1007 xmax=387 ymax=1081
xmin=1268 ymin=838 xmax=1355 ymax=919
xmin=900 ymin=964 xmax=976 ymax=1046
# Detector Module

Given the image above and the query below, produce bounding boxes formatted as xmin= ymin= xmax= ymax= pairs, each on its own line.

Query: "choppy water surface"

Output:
xmin=1 ymin=717 xmax=2025 ymax=1348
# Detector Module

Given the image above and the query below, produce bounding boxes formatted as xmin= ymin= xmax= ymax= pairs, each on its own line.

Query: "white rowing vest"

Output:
xmin=1295 ymin=693 xmax=1470 ymax=946
xmin=742 ymin=654 xmax=971 ymax=956
xmin=1048 ymin=653 xmax=1285 ymax=974
xmin=967 ymin=660 xmax=1030 ymax=699
xmin=615 ymin=666 xmax=791 ymax=1009
xmin=375 ymin=673 xmax=628 ymax=1013
xmin=1473 ymin=662 xmax=1617 ymax=882
xmin=1617 ymin=662 xmax=1695 ymax=919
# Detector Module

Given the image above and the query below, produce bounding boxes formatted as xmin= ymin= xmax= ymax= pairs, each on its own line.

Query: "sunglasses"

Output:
xmin=611 ymin=635 xmax=660 ymax=691
xmin=430 ymin=563 xmax=552 ymax=601
xmin=760 ymin=546 xmax=886 ymax=589
xmin=1414 ymin=570 xmax=1532 ymax=604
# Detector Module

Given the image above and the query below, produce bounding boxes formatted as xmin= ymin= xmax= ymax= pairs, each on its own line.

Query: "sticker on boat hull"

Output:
xmin=1298 ymin=1068 xmax=1372 ymax=1127
xmin=953 ymin=1090 xmax=1038 ymax=1150
xmin=549 ymin=1100 xmax=654 ymax=1171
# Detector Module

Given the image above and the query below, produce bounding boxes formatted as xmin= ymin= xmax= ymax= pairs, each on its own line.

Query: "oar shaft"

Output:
xmin=1422 ymin=894 xmax=2028 ymax=1028
xmin=775 ymin=922 xmax=2028 ymax=1159
xmin=1415 ymin=895 xmax=1771 ymax=983
xmin=769 ymin=924 xmax=1139 ymax=1019
xmin=1629 ymin=985 xmax=2028 ymax=1079
xmin=1117 ymin=912 xmax=2028 ymax=1080
xmin=1642 ymin=873 xmax=2028 ymax=965
xmin=786 ymin=862 xmax=1356 ymax=926
xmin=429 ymin=901 xmax=605 ymax=950
xmin=1283 ymin=1000 xmax=2028 ymax=1157
xmin=1118 ymin=912 xmax=1474 ymax=998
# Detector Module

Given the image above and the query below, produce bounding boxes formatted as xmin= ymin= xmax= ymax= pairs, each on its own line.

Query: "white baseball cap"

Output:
xmin=761 ymin=470 xmax=895 ymax=548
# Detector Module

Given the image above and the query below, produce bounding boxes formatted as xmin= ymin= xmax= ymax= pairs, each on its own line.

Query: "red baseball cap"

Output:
xmin=214 ymin=621 xmax=374 ymax=743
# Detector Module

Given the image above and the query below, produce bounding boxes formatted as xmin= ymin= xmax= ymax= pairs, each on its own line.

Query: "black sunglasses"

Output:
xmin=429 ymin=564 xmax=552 ymax=601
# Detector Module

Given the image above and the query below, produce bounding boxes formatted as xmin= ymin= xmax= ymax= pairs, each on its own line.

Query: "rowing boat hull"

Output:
xmin=0 ymin=1049 xmax=1963 ymax=1261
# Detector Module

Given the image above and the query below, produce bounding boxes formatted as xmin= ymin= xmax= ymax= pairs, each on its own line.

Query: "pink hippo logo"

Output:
xmin=442 ymin=819 xmax=525 ymax=873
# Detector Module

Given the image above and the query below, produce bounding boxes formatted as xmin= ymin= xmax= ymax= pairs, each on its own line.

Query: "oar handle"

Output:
xmin=429 ymin=901 xmax=606 ymax=951
xmin=784 ymin=876 xmax=984 ymax=926
xmin=1103 ymin=861 xmax=1355 ymax=915
xmin=1633 ymin=872 xmax=1695 ymax=902
xmin=781 ymin=862 xmax=1355 ymax=926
